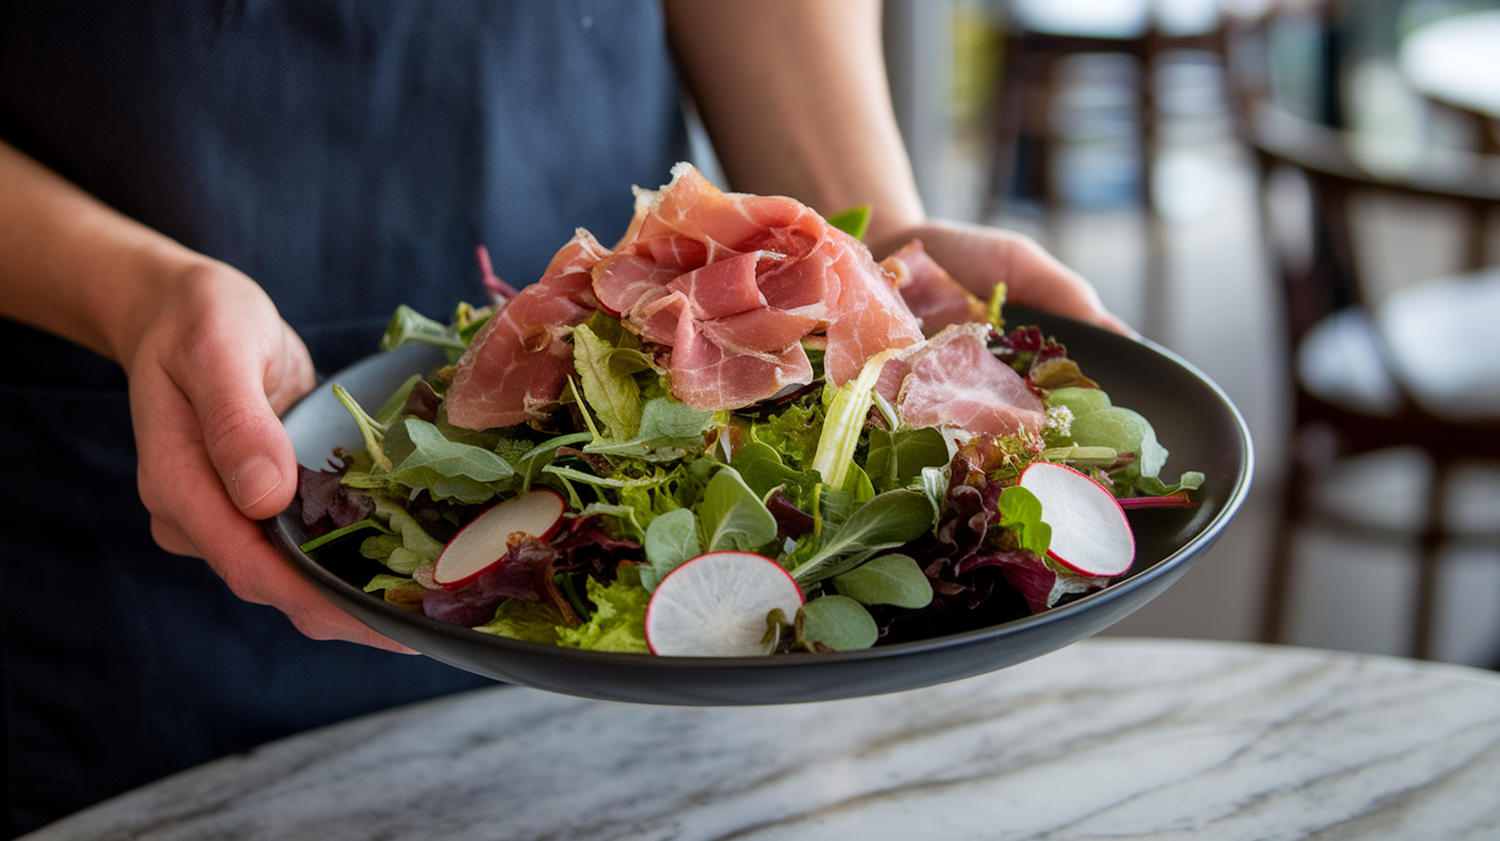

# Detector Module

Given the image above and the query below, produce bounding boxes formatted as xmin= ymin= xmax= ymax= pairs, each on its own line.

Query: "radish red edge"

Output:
xmin=431 ymin=488 xmax=568 ymax=589
xmin=1017 ymin=462 xmax=1136 ymax=579
xmin=644 ymin=551 xmax=806 ymax=657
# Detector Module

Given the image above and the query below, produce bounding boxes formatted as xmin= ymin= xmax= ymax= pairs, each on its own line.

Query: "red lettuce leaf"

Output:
xmin=297 ymin=460 xmax=375 ymax=538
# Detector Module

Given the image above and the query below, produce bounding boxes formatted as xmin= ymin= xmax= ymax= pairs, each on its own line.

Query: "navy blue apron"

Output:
xmin=0 ymin=2 xmax=686 ymax=834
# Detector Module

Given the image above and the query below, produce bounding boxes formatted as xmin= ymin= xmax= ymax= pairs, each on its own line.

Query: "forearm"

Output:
xmin=0 ymin=138 xmax=214 ymax=367
xmin=664 ymin=0 xmax=925 ymax=244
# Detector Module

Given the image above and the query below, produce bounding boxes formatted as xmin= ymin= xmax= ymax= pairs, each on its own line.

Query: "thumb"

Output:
xmin=199 ymin=387 xmax=301 ymax=521
xmin=181 ymin=330 xmax=313 ymax=522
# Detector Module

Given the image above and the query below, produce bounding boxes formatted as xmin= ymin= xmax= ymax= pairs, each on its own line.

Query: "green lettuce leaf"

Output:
xmin=700 ymin=465 xmax=778 ymax=553
xmin=998 ymin=485 xmax=1052 ymax=557
xmin=826 ymin=205 xmax=872 ymax=240
xmin=797 ymin=595 xmax=878 ymax=651
xmin=473 ymin=599 xmax=569 ymax=646
xmin=554 ymin=571 xmax=651 ymax=653
xmin=640 ymin=507 xmax=701 ymax=592
xmin=832 ymin=553 xmax=933 ymax=608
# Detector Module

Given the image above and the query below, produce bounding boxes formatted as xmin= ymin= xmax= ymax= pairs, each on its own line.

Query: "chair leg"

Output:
xmin=981 ymin=43 xmax=1028 ymax=223
xmin=1411 ymin=458 xmax=1451 ymax=660
xmin=1034 ymin=55 xmax=1064 ymax=230
xmin=1138 ymin=45 xmax=1170 ymax=341
xmin=1259 ymin=453 xmax=1309 ymax=645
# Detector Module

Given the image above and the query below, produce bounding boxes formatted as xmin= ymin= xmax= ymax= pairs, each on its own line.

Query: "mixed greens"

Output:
xmin=295 ymin=296 xmax=1203 ymax=656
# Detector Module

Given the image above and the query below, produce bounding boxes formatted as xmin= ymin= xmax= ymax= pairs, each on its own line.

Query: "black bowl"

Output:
xmin=267 ymin=306 xmax=1253 ymax=705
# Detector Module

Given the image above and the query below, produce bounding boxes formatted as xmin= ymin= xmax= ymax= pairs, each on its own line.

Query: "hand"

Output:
xmin=122 ymin=261 xmax=416 ymax=653
xmin=872 ymin=219 xmax=1135 ymax=337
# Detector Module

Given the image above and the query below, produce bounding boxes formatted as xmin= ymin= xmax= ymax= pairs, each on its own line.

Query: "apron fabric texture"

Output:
xmin=0 ymin=1 xmax=687 ymax=834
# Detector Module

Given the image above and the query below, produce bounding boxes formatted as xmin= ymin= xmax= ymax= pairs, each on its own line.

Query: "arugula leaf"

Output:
xmin=332 ymin=384 xmax=391 ymax=471
xmin=386 ymin=418 xmax=515 ymax=504
xmin=583 ymin=396 xmax=714 ymax=460
xmin=361 ymin=498 xmax=445 ymax=573
xmin=379 ymin=304 xmax=466 ymax=361
xmin=1133 ymin=471 xmax=1206 ymax=497
xmin=571 ymin=321 xmax=645 ymax=441
xmin=298 ymin=517 xmax=386 ymax=555
xmin=373 ymin=374 xmax=424 ymax=426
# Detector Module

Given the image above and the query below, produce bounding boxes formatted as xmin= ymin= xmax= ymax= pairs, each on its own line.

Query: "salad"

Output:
xmin=295 ymin=164 xmax=1202 ymax=657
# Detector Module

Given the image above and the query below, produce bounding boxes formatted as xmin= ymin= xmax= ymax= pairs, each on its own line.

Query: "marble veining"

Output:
xmin=23 ymin=638 xmax=1500 ymax=841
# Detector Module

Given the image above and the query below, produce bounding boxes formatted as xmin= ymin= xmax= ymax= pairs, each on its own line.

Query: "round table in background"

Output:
xmin=22 ymin=638 xmax=1500 ymax=840
xmin=1400 ymin=10 xmax=1500 ymax=123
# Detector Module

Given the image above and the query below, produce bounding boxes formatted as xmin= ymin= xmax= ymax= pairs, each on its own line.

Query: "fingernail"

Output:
xmin=231 ymin=455 xmax=282 ymax=511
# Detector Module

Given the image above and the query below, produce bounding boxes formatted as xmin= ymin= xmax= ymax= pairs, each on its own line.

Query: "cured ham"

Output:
xmin=880 ymin=239 xmax=988 ymax=337
xmin=887 ymin=322 xmax=1046 ymax=437
xmin=591 ymin=162 xmax=922 ymax=411
xmin=445 ymin=230 xmax=608 ymax=430
xmin=446 ymin=162 xmax=988 ymax=428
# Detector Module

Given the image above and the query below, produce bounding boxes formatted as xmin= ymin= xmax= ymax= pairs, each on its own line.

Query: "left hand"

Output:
xmin=872 ymin=219 xmax=1135 ymax=336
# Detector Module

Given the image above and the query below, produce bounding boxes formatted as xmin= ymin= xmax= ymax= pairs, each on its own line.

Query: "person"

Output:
xmin=0 ymin=1 xmax=1125 ymax=835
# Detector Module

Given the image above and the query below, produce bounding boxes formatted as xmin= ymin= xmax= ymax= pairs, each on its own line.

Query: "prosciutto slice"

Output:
xmin=447 ymin=162 xmax=936 ymax=426
xmin=596 ymin=162 xmax=923 ymax=409
xmin=888 ymin=322 xmax=1046 ymax=437
xmin=880 ymin=239 xmax=988 ymax=337
xmin=445 ymin=230 xmax=608 ymax=430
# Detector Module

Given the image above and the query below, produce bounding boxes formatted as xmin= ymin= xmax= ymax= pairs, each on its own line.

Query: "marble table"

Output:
xmin=23 ymin=638 xmax=1500 ymax=840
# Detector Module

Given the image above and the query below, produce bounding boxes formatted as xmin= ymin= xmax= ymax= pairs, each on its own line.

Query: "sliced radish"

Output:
xmin=644 ymin=551 xmax=805 ymax=657
xmin=432 ymin=488 xmax=567 ymax=588
xmin=1017 ymin=462 xmax=1135 ymax=578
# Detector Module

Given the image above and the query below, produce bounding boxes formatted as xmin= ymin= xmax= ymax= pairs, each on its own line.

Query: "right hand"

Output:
xmin=120 ymin=260 xmax=417 ymax=653
xmin=0 ymin=139 xmax=409 ymax=650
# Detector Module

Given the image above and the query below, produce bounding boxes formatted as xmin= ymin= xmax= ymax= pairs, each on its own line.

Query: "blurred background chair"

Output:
xmin=1397 ymin=6 xmax=1500 ymax=270
xmin=1228 ymin=3 xmax=1500 ymax=660
xmin=981 ymin=0 xmax=1230 ymax=340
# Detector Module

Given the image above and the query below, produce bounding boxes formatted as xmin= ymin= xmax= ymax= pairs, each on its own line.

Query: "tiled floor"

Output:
xmin=933 ymin=51 xmax=1500 ymax=668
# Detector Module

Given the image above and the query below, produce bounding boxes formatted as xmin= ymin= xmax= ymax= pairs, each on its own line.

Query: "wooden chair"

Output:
xmin=981 ymin=0 xmax=1230 ymax=339
xmin=1397 ymin=7 xmax=1500 ymax=271
xmin=1235 ymin=80 xmax=1500 ymax=660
